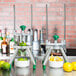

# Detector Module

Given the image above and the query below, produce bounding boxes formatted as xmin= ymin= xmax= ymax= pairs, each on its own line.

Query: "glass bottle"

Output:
xmin=1 ymin=37 xmax=9 ymax=55
xmin=10 ymin=38 xmax=14 ymax=54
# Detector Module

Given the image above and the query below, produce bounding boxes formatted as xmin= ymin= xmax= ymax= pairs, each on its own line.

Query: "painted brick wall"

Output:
xmin=0 ymin=0 xmax=76 ymax=49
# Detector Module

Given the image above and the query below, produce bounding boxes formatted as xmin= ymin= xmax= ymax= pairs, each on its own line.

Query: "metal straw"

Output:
xmin=31 ymin=4 xmax=33 ymax=29
xmin=64 ymin=4 xmax=67 ymax=53
xmin=13 ymin=5 xmax=16 ymax=31
xmin=46 ymin=4 xmax=48 ymax=40
xmin=64 ymin=4 xmax=66 ymax=40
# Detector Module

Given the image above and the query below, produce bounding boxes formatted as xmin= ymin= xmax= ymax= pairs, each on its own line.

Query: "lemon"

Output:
xmin=0 ymin=61 xmax=5 ymax=68
xmin=72 ymin=62 xmax=76 ymax=71
xmin=63 ymin=62 xmax=73 ymax=72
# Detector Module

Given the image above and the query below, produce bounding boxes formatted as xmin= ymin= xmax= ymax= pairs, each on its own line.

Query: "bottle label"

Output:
xmin=2 ymin=45 xmax=6 ymax=53
xmin=10 ymin=42 xmax=14 ymax=53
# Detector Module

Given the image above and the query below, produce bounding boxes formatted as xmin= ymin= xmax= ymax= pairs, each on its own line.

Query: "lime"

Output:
xmin=2 ymin=62 xmax=10 ymax=70
xmin=23 ymin=43 xmax=27 ymax=46
xmin=24 ymin=58 xmax=28 ymax=61
xmin=0 ymin=61 xmax=5 ymax=68
xmin=22 ymin=41 xmax=24 ymax=44
xmin=18 ymin=58 xmax=25 ymax=61
xmin=19 ymin=43 xmax=23 ymax=46
xmin=19 ymin=41 xmax=24 ymax=46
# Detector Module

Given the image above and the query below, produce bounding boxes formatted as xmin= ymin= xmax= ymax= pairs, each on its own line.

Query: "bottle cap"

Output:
xmin=10 ymin=38 xmax=14 ymax=42
xmin=0 ymin=37 xmax=3 ymax=40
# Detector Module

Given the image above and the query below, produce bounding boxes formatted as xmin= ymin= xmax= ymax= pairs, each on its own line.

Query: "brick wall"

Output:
xmin=0 ymin=0 xmax=76 ymax=49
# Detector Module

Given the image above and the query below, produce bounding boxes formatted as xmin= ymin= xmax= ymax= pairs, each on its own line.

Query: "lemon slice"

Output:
xmin=49 ymin=55 xmax=54 ymax=61
xmin=56 ymin=56 xmax=63 ymax=61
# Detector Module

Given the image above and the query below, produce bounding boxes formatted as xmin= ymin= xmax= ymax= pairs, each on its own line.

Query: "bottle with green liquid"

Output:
xmin=0 ymin=30 xmax=3 ymax=52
